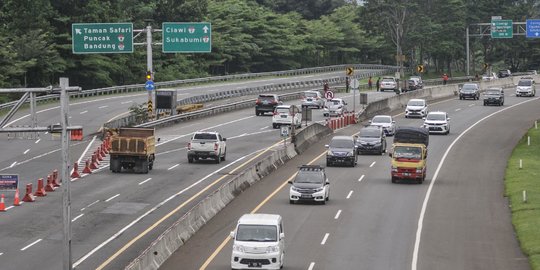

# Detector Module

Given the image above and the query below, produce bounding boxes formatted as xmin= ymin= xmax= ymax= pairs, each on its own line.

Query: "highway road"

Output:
xmin=0 ymin=75 xmax=395 ymax=270
xmin=160 ymin=89 xmax=537 ymax=270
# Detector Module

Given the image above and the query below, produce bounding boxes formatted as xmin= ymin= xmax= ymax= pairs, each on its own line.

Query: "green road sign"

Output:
xmin=491 ymin=20 xmax=513 ymax=38
xmin=72 ymin=23 xmax=133 ymax=54
xmin=162 ymin=22 xmax=211 ymax=53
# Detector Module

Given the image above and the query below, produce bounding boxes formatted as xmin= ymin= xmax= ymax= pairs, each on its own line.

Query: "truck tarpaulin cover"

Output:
xmin=393 ymin=127 xmax=429 ymax=146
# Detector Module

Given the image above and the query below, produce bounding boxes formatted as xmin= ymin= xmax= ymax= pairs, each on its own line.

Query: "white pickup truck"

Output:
xmin=187 ymin=131 xmax=227 ymax=164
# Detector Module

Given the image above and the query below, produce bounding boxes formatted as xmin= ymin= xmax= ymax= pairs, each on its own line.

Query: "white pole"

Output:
xmin=528 ymin=136 xmax=530 ymax=146
xmin=60 ymin=78 xmax=73 ymax=270
xmin=535 ymin=120 xmax=538 ymax=129
xmin=523 ymin=190 xmax=527 ymax=203
xmin=519 ymin=159 xmax=522 ymax=169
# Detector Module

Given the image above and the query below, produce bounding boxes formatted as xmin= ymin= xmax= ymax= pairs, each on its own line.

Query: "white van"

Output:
xmin=230 ymin=214 xmax=285 ymax=270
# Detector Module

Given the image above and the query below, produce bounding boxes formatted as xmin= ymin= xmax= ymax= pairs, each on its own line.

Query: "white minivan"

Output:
xmin=230 ymin=214 xmax=285 ymax=270
xmin=272 ymin=104 xmax=302 ymax=129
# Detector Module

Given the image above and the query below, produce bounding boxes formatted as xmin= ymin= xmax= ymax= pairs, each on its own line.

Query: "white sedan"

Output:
xmin=369 ymin=115 xmax=396 ymax=136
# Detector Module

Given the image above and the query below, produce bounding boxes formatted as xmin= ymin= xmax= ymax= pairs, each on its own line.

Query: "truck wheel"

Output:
xmin=391 ymin=177 xmax=396 ymax=183
xmin=141 ymin=161 xmax=149 ymax=174
xmin=188 ymin=157 xmax=194 ymax=163
xmin=149 ymin=163 xmax=153 ymax=170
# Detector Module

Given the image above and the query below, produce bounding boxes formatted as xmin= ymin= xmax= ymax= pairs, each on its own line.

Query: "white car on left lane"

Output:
xmin=272 ymin=104 xmax=302 ymax=129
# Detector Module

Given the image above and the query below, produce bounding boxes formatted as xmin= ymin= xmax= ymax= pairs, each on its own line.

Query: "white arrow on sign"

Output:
xmin=75 ymin=29 xmax=82 ymax=34
xmin=203 ymin=26 xmax=209 ymax=33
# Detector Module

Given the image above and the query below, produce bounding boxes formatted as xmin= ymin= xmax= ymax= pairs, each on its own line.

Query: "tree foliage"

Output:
xmin=0 ymin=0 xmax=537 ymax=93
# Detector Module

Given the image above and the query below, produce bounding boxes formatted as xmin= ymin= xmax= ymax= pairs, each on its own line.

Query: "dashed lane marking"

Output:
xmin=20 ymin=239 xmax=42 ymax=251
xmin=321 ymin=233 xmax=330 ymax=245
xmin=346 ymin=190 xmax=353 ymax=199
xmin=358 ymin=175 xmax=365 ymax=182
xmin=105 ymin=194 xmax=120 ymax=202
xmin=334 ymin=210 xmax=342 ymax=219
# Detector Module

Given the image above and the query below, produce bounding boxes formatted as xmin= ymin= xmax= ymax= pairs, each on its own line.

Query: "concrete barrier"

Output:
xmin=294 ymin=123 xmax=333 ymax=154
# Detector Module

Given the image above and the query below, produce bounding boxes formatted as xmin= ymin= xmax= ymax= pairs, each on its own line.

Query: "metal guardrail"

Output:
xmin=102 ymin=68 xmax=395 ymax=129
xmin=0 ymin=64 xmax=398 ymax=111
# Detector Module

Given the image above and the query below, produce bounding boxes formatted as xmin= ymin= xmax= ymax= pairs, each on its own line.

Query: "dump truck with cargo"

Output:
xmin=389 ymin=127 xmax=429 ymax=184
xmin=109 ymin=127 xmax=156 ymax=174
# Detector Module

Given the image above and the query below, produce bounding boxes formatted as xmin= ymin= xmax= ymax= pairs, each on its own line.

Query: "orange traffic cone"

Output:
xmin=82 ymin=160 xmax=92 ymax=174
xmin=13 ymin=188 xmax=20 ymax=206
xmin=23 ymin=184 xmax=36 ymax=202
xmin=0 ymin=194 xmax=5 ymax=212
xmin=34 ymin=178 xmax=47 ymax=197
xmin=71 ymin=162 xmax=81 ymax=178
xmin=45 ymin=175 xmax=56 ymax=192
xmin=52 ymin=169 xmax=61 ymax=187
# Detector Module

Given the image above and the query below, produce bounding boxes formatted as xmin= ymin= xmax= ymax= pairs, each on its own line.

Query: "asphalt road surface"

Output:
xmin=160 ymin=90 xmax=536 ymax=270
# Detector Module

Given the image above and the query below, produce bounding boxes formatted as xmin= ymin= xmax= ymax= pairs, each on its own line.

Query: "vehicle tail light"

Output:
xmin=187 ymin=142 xmax=191 ymax=150
xmin=214 ymin=143 xmax=218 ymax=151
xmin=255 ymin=99 xmax=261 ymax=105
xmin=273 ymin=111 xmax=278 ymax=115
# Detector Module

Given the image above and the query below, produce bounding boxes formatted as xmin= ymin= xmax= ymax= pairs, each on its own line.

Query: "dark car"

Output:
xmin=325 ymin=136 xmax=357 ymax=167
xmin=459 ymin=83 xmax=480 ymax=100
xmin=406 ymin=79 xmax=420 ymax=92
xmin=355 ymin=126 xmax=387 ymax=155
xmin=483 ymin=88 xmax=504 ymax=106
xmin=288 ymin=165 xmax=330 ymax=204
xmin=255 ymin=94 xmax=282 ymax=116
xmin=498 ymin=69 xmax=511 ymax=78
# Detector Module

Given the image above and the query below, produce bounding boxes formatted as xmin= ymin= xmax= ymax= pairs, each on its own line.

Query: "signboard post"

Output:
xmin=526 ymin=19 xmax=540 ymax=38
xmin=0 ymin=174 xmax=19 ymax=191
xmin=72 ymin=23 xmax=133 ymax=54
xmin=162 ymin=22 xmax=212 ymax=53
xmin=491 ymin=20 xmax=513 ymax=38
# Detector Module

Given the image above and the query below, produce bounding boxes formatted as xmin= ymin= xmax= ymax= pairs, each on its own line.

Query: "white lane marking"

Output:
xmin=20 ymin=239 xmax=42 ymax=251
xmin=455 ymin=108 xmax=461 ymax=111
xmin=321 ymin=233 xmax=330 ymax=245
xmin=0 ymin=252 xmax=3 ymax=256
xmin=369 ymin=161 xmax=376 ymax=167
xmin=10 ymin=162 xmax=17 ymax=168
xmin=6 ymin=206 xmax=14 ymax=211
xmin=228 ymin=133 xmax=247 ymax=139
xmin=77 ymin=136 xmax=97 ymax=165
xmin=23 ymin=149 xmax=30 ymax=154
xmin=334 ymin=210 xmax=342 ymax=219
xmin=73 ymin=152 xmax=254 ymax=267
xmin=358 ymin=175 xmax=365 ymax=182
xmin=44 ymin=132 xmax=48 ymax=135
xmin=105 ymin=194 xmax=120 ymax=202
xmin=260 ymin=126 xmax=269 ymax=130
xmin=98 ymin=105 xmax=108 ymax=109
xmin=120 ymin=100 xmax=133 ymax=104
xmin=80 ymin=110 xmax=88 ymax=114
xmin=411 ymin=97 xmax=540 ymax=270
xmin=346 ymin=190 xmax=353 ymax=199
xmin=138 ymin=178 xmax=152 ymax=185
xmin=81 ymin=200 xmax=100 ymax=211
xmin=72 ymin=214 xmax=84 ymax=222
xmin=308 ymin=262 xmax=315 ymax=270
xmin=168 ymin=164 xmax=179 ymax=170
xmin=35 ymin=139 xmax=41 ymax=144
xmin=468 ymin=104 xmax=475 ymax=107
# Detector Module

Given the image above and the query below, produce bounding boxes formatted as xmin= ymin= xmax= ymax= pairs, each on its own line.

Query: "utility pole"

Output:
xmin=60 ymin=77 xmax=72 ymax=270
xmin=145 ymin=20 xmax=154 ymax=120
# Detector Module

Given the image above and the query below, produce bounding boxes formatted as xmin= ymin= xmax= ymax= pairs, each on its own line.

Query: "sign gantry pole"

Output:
xmin=146 ymin=22 xmax=154 ymax=119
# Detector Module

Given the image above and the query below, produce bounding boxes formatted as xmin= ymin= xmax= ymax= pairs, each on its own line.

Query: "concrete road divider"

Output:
xmin=125 ymin=123 xmax=334 ymax=270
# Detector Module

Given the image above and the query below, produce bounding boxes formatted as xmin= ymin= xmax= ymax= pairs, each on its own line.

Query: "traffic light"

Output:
xmin=145 ymin=71 xmax=152 ymax=81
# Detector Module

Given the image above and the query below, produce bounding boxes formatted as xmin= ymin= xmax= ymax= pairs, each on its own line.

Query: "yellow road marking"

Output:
xmin=96 ymin=140 xmax=285 ymax=270
xmin=199 ymin=151 xmax=327 ymax=269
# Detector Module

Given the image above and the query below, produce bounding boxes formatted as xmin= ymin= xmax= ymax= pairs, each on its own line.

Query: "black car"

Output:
xmin=255 ymin=94 xmax=282 ymax=116
xmin=355 ymin=126 xmax=387 ymax=155
xmin=288 ymin=165 xmax=330 ymax=204
xmin=498 ymin=69 xmax=511 ymax=78
xmin=459 ymin=83 xmax=480 ymax=100
xmin=483 ymin=88 xmax=504 ymax=106
xmin=325 ymin=136 xmax=357 ymax=167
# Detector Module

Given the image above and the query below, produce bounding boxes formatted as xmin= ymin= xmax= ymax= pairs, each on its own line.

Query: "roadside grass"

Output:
xmin=505 ymin=122 xmax=540 ymax=269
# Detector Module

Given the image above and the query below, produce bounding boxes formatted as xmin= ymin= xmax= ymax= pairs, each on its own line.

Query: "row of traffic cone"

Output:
xmin=71 ymin=137 xmax=111 ymax=178
xmin=0 ymin=169 xmax=62 ymax=212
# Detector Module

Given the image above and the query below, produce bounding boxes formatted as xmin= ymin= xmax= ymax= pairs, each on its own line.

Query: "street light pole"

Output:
xmin=60 ymin=77 xmax=73 ymax=270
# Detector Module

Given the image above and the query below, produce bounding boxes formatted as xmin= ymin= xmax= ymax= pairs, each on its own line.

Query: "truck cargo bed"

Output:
xmin=393 ymin=127 xmax=429 ymax=146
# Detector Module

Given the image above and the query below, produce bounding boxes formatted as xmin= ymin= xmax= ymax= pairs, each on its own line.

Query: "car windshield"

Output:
xmin=372 ymin=116 xmax=391 ymax=123
xmin=295 ymin=170 xmax=324 ymax=184
xmin=461 ymin=84 xmax=477 ymax=91
xmin=359 ymin=129 xmax=380 ymax=138
xmin=330 ymin=138 xmax=353 ymax=148
xmin=518 ymin=80 xmax=532 ymax=86
xmin=304 ymin=92 xmax=318 ymax=98
xmin=193 ymin=133 xmax=217 ymax=140
xmin=486 ymin=90 xmax=501 ymax=95
xmin=236 ymin=225 xmax=277 ymax=242
xmin=394 ymin=146 xmax=422 ymax=160
xmin=259 ymin=96 xmax=276 ymax=102
xmin=328 ymin=100 xmax=342 ymax=105
xmin=427 ymin=114 xmax=446 ymax=121
xmin=408 ymin=100 xmax=425 ymax=106
xmin=275 ymin=108 xmax=289 ymax=114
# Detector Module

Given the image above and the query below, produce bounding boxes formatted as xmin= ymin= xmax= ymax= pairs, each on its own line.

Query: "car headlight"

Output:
xmin=391 ymin=166 xmax=398 ymax=172
xmin=327 ymin=150 xmax=334 ymax=156
xmin=291 ymin=186 xmax=299 ymax=192
xmin=314 ymin=187 xmax=324 ymax=192
xmin=346 ymin=151 xmax=353 ymax=156
xmin=233 ymin=244 xmax=245 ymax=252
xmin=266 ymin=245 xmax=279 ymax=253
xmin=416 ymin=168 xmax=423 ymax=173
